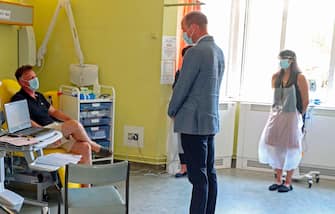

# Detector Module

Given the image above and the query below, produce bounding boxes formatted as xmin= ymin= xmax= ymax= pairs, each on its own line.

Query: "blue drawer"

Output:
xmin=80 ymin=102 xmax=112 ymax=111
xmin=80 ymin=109 xmax=110 ymax=118
xmin=85 ymin=126 xmax=110 ymax=140
xmin=95 ymin=140 xmax=110 ymax=148
xmin=80 ymin=117 xmax=110 ymax=126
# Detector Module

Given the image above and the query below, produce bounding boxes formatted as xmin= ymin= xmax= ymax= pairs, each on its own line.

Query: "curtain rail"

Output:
xmin=164 ymin=2 xmax=205 ymax=7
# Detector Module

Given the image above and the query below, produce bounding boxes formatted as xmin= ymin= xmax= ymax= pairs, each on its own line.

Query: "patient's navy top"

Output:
xmin=11 ymin=89 xmax=55 ymax=126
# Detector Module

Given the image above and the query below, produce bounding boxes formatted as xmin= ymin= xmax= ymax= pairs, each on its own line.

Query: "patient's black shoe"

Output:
xmin=268 ymin=183 xmax=280 ymax=191
xmin=96 ymin=147 xmax=113 ymax=157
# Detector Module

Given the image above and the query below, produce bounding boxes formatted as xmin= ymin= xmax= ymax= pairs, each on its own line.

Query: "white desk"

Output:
xmin=0 ymin=131 xmax=62 ymax=213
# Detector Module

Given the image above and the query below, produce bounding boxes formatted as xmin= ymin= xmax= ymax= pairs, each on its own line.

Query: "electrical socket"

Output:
xmin=124 ymin=125 xmax=144 ymax=147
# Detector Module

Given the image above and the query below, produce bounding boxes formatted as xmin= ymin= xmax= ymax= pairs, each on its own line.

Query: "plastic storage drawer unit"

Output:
xmin=85 ymin=126 xmax=110 ymax=140
xmin=80 ymin=109 xmax=110 ymax=118
xmin=80 ymin=102 xmax=112 ymax=111
xmin=95 ymin=140 xmax=110 ymax=148
xmin=80 ymin=117 xmax=111 ymax=126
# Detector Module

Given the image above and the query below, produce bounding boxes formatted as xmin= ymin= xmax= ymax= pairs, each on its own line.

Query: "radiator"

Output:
xmin=214 ymin=102 xmax=236 ymax=168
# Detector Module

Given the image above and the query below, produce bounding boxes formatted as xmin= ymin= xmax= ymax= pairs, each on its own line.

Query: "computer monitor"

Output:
xmin=4 ymin=100 xmax=31 ymax=133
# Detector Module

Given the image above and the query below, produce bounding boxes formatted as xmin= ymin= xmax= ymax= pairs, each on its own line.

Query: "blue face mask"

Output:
xmin=280 ymin=59 xmax=290 ymax=69
xmin=27 ymin=77 xmax=39 ymax=91
xmin=183 ymin=32 xmax=193 ymax=45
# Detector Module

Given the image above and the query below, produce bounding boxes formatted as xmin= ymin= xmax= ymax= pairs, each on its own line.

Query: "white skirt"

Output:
xmin=259 ymin=110 xmax=303 ymax=171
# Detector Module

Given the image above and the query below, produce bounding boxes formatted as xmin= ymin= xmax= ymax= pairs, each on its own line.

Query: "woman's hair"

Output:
xmin=279 ymin=49 xmax=296 ymax=60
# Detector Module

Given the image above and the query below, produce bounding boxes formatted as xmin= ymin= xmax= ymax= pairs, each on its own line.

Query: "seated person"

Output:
xmin=11 ymin=65 xmax=112 ymax=165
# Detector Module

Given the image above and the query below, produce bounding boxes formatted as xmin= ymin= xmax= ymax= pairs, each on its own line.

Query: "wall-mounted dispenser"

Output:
xmin=18 ymin=26 xmax=36 ymax=66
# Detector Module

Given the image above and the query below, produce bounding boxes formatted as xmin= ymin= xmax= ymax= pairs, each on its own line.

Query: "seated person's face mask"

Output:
xmin=22 ymin=77 xmax=39 ymax=91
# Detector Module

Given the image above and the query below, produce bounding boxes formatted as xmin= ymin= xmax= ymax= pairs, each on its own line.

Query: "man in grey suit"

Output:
xmin=168 ymin=11 xmax=225 ymax=214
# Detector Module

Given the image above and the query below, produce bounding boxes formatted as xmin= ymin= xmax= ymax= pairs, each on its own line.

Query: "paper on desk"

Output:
xmin=29 ymin=153 xmax=81 ymax=171
xmin=33 ymin=153 xmax=81 ymax=166
xmin=0 ymin=136 xmax=38 ymax=146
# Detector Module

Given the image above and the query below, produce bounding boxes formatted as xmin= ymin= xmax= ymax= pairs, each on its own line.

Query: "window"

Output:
xmin=240 ymin=0 xmax=284 ymax=102
xmin=203 ymin=0 xmax=335 ymax=105
xmin=202 ymin=0 xmax=232 ymax=56
xmin=201 ymin=0 xmax=233 ymax=101
xmin=285 ymin=0 xmax=335 ymax=104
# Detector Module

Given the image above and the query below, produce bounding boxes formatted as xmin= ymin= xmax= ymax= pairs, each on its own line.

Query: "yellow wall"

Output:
xmin=163 ymin=0 xmax=179 ymax=36
xmin=0 ymin=1 xmax=17 ymax=110
xmin=0 ymin=0 xmax=32 ymax=80
xmin=0 ymin=24 xmax=17 ymax=79
xmin=30 ymin=0 xmax=172 ymax=164
xmin=0 ymin=0 xmax=180 ymax=164
xmin=0 ymin=0 xmax=20 ymax=79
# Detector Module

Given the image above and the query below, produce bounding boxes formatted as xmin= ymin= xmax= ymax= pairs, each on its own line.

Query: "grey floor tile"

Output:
xmin=14 ymin=168 xmax=335 ymax=214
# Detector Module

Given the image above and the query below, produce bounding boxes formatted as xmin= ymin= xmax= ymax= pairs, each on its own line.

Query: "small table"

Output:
xmin=0 ymin=131 xmax=62 ymax=213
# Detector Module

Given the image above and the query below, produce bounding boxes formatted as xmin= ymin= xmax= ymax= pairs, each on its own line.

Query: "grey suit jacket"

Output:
xmin=168 ymin=36 xmax=225 ymax=135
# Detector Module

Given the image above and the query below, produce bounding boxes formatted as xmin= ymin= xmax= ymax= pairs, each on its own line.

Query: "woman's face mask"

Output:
xmin=279 ymin=59 xmax=291 ymax=69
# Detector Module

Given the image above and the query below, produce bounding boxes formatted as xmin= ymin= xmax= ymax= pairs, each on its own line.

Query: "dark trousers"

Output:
xmin=181 ymin=133 xmax=217 ymax=214
xmin=179 ymin=153 xmax=186 ymax=165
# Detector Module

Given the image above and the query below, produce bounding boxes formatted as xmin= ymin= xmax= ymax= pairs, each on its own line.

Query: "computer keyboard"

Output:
xmin=15 ymin=127 xmax=45 ymax=136
xmin=15 ymin=127 xmax=53 ymax=137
